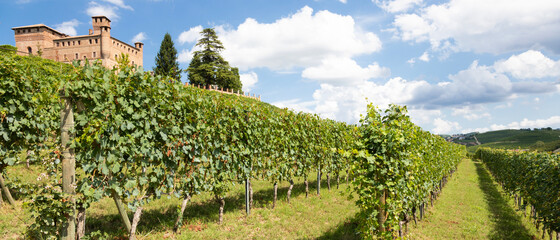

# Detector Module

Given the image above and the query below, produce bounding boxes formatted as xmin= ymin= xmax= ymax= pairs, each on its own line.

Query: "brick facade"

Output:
xmin=12 ymin=16 xmax=143 ymax=68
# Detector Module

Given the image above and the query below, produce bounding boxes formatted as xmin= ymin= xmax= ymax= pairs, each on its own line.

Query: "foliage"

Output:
xmin=2 ymin=52 xmax=469 ymax=239
xmin=0 ymin=52 xmax=63 ymax=169
xmin=186 ymin=28 xmax=242 ymax=92
xmin=475 ymin=148 xmax=560 ymax=233
xmin=0 ymin=45 xmax=17 ymax=54
xmin=352 ymin=104 xmax=465 ymax=239
xmin=154 ymin=33 xmax=181 ymax=80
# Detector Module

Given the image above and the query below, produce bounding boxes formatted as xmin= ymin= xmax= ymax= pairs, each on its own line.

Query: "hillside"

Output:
xmin=447 ymin=129 xmax=560 ymax=153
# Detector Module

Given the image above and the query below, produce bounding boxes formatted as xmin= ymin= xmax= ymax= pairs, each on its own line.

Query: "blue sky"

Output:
xmin=2 ymin=0 xmax=560 ymax=134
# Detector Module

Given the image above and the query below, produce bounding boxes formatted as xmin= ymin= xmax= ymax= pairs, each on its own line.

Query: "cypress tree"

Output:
xmin=154 ymin=33 xmax=181 ymax=80
xmin=186 ymin=28 xmax=242 ymax=92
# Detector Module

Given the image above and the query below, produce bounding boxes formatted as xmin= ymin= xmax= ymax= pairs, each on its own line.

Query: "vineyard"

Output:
xmin=475 ymin=148 xmax=560 ymax=239
xmin=0 ymin=50 xmax=466 ymax=239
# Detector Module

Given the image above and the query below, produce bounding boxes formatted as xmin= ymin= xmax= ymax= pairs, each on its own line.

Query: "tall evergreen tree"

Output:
xmin=154 ymin=33 xmax=181 ymax=80
xmin=186 ymin=28 xmax=242 ymax=92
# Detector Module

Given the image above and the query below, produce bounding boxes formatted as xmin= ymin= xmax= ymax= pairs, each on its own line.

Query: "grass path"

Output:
xmin=408 ymin=158 xmax=542 ymax=239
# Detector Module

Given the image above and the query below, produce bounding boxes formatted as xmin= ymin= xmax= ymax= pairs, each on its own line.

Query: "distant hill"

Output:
xmin=446 ymin=129 xmax=560 ymax=153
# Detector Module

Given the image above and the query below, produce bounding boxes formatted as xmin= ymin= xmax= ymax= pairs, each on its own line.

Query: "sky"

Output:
xmin=1 ymin=0 xmax=560 ymax=134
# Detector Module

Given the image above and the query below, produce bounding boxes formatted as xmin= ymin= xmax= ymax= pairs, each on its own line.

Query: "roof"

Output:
xmin=12 ymin=24 xmax=68 ymax=37
xmin=92 ymin=16 xmax=111 ymax=22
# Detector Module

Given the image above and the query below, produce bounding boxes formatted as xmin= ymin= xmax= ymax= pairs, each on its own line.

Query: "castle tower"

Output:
xmin=92 ymin=16 xmax=112 ymax=61
xmin=92 ymin=16 xmax=110 ymax=35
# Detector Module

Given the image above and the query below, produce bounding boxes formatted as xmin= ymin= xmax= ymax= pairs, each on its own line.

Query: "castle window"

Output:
xmin=78 ymin=40 xmax=81 ymax=45
xmin=27 ymin=47 xmax=32 ymax=54
xmin=73 ymin=41 xmax=75 ymax=46
xmin=132 ymin=61 xmax=134 ymax=65
xmin=56 ymin=42 xmax=60 ymax=47
xmin=93 ymin=52 xmax=96 ymax=58
xmin=62 ymin=42 xmax=65 ymax=47
xmin=89 ymin=39 xmax=92 ymax=44
xmin=95 ymin=39 xmax=98 ymax=44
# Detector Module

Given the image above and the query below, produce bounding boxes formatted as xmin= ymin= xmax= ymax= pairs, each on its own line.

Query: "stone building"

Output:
xmin=12 ymin=16 xmax=143 ymax=68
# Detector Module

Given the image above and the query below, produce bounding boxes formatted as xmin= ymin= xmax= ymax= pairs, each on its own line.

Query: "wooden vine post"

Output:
xmin=245 ymin=178 xmax=250 ymax=215
xmin=60 ymin=90 xmax=76 ymax=240
xmin=378 ymin=189 xmax=386 ymax=233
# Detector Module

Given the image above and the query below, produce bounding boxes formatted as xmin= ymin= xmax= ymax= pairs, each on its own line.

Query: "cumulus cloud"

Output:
xmin=339 ymin=0 xmax=348 ymax=3
xmin=375 ymin=0 xmax=422 ymax=13
xmin=392 ymin=0 xmax=560 ymax=54
xmin=131 ymin=32 xmax=146 ymax=43
xmin=87 ymin=0 xmax=133 ymax=20
xmin=87 ymin=2 xmax=119 ymax=19
xmin=432 ymin=118 xmax=461 ymax=134
xmin=240 ymin=72 xmax=259 ymax=92
xmin=215 ymin=6 xmax=382 ymax=71
xmin=281 ymin=54 xmax=560 ymax=124
xmin=489 ymin=116 xmax=560 ymax=130
xmin=272 ymin=99 xmax=316 ymax=114
xmin=101 ymin=0 xmax=133 ymax=10
xmin=54 ymin=19 xmax=80 ymax=36
xmin=177 ymin=49 xmax=193 ymax=63
xmin=178 ymin=25 xmax=203 ymax=45
xmin=302 ymin=57 xmax=390 ymax=85
xmin=494 ymin=50 xmax=560 ymax=79
xmin=308 ymin=78 xmax=427 ymax=122
xmin=418 ymin=51 xmax=430 ymax=62
xmin=451 ymin=106 xmax=491 ymax=121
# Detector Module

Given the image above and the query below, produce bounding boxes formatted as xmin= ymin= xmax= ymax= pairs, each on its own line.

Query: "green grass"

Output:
xmin=4 ymin=157 xmax=558 ymax=239
xmin=0 ymin=167 xmax=360 ymax=239
xmin=408 ymin=158 xmax=549 ymax=239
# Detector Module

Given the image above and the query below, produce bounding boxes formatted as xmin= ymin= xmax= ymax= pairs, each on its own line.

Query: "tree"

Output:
xmin=154 ymin=33 xmax=181 ymax=80
xmin=186 ymin=28 xmax=242 ymax=92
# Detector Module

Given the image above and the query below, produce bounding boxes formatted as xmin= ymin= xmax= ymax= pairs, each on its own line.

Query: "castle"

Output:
xmin=12 ymin=16 xmax=143 ymax=68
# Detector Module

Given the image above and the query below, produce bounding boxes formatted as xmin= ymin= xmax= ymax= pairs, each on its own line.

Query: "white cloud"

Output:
xmin=375 ymin=0 xmax=422 ymax=13
xmin=494 ymin=50 xmax=560 ymax=79
xmin=286 ymin=55 xmax=560 ymax=124
xmin=432 ymin=118 xmax=461 ymax=134
xmin=302 ymin=57 xmax=390 ymax=86
xmin=451 ymin=106 xmax=491 ymax=120
xmin=418 ymin=51 xmax=430 ymax=62
xmin=54 ymin=19 xmax=80 ymax=36
xmin=178 ymin=25 xmax=203 ymax=45
xmin=489 ymin=116 xmax=560 ymax=130
xmin=87 ymin=0 xmax=133 ymax=20
xmin=215 ymin=6 xmax=382 ymax=71
xmin=87 ymin=2 xmax=119 ymax=20
xmin=392 ymin=0 xmax=560 ymax=54
xmin=177 ymin=49 xmax=193 ymax=63
xmin=272 ymin=99 xmax=316 ymax=114
xmin=240 ymin=72 xmax=258 ymax=92
xmin=131 ymin=32 xmax=146 ymax=43
xmin=101 ymin=0 xmax=133 ymax=10
xmin=339 ymin=0 xmax=348 ymax=3
xmin=309 ymin=78 xmax=427 ymax=122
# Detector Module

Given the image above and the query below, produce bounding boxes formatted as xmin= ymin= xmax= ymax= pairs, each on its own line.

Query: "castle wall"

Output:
xmin=12 ymin=16 xmax=143 ymax=69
